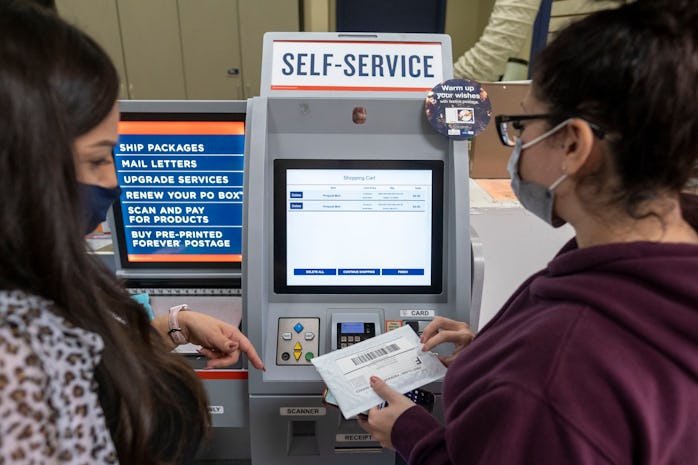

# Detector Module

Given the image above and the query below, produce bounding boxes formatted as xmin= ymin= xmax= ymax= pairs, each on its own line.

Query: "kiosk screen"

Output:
xmin=112 ymin=113 xmax=245 ymax=269
xmin=274 ymin=159 xmax=443 ymax=294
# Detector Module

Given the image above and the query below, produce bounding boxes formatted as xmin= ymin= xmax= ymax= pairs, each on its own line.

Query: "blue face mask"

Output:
xmin=78 ymin=183 xmax=122 ymax=234
xmin=507 ymin=119 xmax=570 ymax=228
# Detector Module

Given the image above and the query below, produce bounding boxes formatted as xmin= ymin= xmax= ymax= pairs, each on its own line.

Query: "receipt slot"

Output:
xmin=243 ymin=32 xmax=476 ymax=465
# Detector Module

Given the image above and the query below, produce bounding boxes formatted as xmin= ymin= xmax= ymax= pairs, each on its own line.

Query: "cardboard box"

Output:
xmin=470 ymin=81 xmax=530 ymax=178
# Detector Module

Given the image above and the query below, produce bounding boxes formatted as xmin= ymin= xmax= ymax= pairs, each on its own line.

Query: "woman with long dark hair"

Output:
xmin=360 ymin=1 xmax=698 ymax=463
xmin=0 ymin=2 xmax=261 ymax=463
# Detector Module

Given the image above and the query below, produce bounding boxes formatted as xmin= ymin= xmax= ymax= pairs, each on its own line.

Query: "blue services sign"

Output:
xmin=115 ymin=121 xmax=245 ymax=263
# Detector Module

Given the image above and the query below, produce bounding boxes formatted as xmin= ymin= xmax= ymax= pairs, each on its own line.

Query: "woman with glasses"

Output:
xmin=359 ymin=1 xmax=698 ymax=464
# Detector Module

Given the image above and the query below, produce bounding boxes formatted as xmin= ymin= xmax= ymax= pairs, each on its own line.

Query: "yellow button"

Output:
xmin=294 ymin=342 xmax=302 ymax=351
xmin=293 ymin=351 xmax=302 ymax=361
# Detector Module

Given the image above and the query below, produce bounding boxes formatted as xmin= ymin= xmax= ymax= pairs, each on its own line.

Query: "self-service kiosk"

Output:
xmin=244 ymin=33 xmax=479 ymax=464
xmin=108 ymin=100 xmax=254 ymax=461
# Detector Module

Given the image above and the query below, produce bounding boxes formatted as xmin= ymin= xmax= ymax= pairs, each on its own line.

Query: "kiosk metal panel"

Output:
xmin=246 ymin=32 xmax=470 ymax=465
xmin=108 ymin=101 xmax=250 ymax=443
xmin=244 ymin=96 xmax=471 ymax=465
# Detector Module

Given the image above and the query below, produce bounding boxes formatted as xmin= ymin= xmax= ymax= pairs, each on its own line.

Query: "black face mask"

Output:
xmin=78 ymin=183 xmax=122 ymax=234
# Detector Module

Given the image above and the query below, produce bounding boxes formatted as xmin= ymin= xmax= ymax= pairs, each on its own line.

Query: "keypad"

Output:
xmin=336 ymin=322 xmax=375 ymax=349
xmin=276 ymin=318 xmax=319 ymax=366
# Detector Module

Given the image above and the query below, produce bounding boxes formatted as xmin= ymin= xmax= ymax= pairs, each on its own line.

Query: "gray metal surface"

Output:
xmin=243 ymin=95 xmax=471 ymax=464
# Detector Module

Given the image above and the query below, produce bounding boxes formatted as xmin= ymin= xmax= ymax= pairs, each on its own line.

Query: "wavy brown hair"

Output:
xmin=0 ymin=2 xmax=209 ymax=463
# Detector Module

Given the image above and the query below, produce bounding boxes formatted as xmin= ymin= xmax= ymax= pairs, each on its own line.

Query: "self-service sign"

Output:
xmin=270 ymin=40 xmax=444 ymax=92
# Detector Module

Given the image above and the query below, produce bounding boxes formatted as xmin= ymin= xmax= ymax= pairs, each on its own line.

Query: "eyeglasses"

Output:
xmin=494 ymin=114 xmax=604 ymax=147
xmin=494 ymin=114 xmax=552 ymax=147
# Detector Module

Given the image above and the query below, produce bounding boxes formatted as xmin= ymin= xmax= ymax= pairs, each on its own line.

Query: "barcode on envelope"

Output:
xmin=351 ymin=343 xmax=400 ymax=366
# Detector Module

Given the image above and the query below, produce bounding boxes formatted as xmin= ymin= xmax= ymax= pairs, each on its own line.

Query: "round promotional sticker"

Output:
xmin=425 ymin=79 xmax=492 ymax=139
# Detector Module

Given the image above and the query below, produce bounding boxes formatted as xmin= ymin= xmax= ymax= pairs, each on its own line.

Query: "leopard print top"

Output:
xmin=0 ymin=290 xmax=119 ymax=464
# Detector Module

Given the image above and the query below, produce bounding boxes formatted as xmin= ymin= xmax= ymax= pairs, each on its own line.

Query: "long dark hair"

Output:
xmin=532 ymin=0 xmax=698 ymax=217
xmin=0 ymin=2 xmax=209 ymax=463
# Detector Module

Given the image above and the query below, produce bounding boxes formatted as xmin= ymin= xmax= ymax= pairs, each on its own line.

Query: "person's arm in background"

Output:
xmin=453 ymin=0 xmax=541 ymax=81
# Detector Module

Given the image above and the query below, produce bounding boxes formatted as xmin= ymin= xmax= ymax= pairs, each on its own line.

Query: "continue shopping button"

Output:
xmin=294 ymin=268 xmax=337 ymax=275
xmin=382 ymin=268 xmax=424 ymax=275
xmin=339 ymin=268 xmax=380 ymax=275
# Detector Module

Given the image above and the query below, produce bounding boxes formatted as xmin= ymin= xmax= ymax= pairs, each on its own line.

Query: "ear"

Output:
xmin=561 ymin=119 xmax=596 ymax=176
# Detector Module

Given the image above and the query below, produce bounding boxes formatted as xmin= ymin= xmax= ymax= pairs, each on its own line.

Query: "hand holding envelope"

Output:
xmin=311 ymin=325 xmax=446 ymax=419
xmin=357 ymin=375 xmax=416 ymax=449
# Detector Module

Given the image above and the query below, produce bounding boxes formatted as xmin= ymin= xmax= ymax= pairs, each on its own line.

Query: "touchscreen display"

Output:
xmin=274 ymin=159 xmax=443 ymax=294
xmin=113 ymin=115 xmax=244 ymax=267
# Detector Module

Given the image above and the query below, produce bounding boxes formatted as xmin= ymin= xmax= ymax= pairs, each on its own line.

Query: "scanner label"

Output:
xmin=280 ymin=407 xmax=327 ymax=416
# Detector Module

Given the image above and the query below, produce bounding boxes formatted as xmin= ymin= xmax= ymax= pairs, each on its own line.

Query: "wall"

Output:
xmin=56 ymin=0 xmax=300 ymax=99
xmin=56 ymin=0 xmax=511 ymax=99
xmin=446 ymin=0 xmax=496 ymax=65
